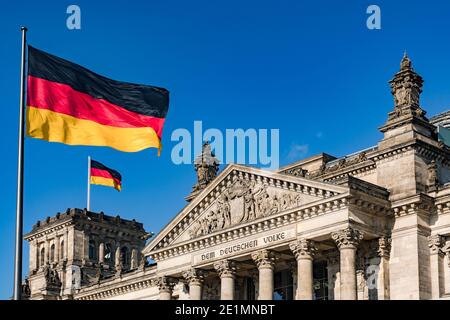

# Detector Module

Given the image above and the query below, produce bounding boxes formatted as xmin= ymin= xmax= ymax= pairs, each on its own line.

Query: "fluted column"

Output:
xmin=214 ymin=260 xmax=236 ymax=300
xmin=154 ymin=276 xmax=177 ymax=300
xmin=183 ymin=268 xmax=207 ymax=300
xmin=289 ymin=238 xmax=317 ymax=300
xmin=331 ymin=227 xmax=363 ymax=300
xmin=252 ymin=249 xmax=277 ymax=300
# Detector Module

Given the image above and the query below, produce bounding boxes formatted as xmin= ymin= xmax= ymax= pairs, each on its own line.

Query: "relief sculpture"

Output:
xmin=188 ymin=178 xmax=301 ymax=239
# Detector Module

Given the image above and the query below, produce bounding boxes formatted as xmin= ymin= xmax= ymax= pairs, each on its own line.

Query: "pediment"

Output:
xmin=143 ymin=164 xmax=347 ymax=255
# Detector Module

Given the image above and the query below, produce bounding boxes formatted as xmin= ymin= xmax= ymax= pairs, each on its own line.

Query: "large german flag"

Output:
xmin=90 ymin=160 xmax=122 ymax=191
xmin=26 ymin=46 xmax=169 ymax=154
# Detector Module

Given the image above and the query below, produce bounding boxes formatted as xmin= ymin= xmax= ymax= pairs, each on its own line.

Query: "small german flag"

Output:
xmin=90 ymin=160 xmax=122 ymax=191
xmin=26 ymin=46 xmax=169 ymax=154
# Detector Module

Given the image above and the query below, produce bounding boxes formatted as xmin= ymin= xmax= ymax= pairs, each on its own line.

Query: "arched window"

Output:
xmin=88 ymin=240 xmax=96 ymax=260
xmin=104 ymin=243 xmax=112 ymax=262
xmin=50 ymin=244 xmax=55 ymax=262
xmin=40 ymin=247 xmax=45 ymax=267
xmin=120 ymin=247 xmax=129 ymax=266
xmin=60 ymin=240 xmax=64 ymax=260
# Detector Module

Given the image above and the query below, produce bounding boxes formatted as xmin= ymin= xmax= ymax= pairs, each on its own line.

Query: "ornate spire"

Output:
xmin=400 ymin=51 xmax=412 ymax=71
xmin=390 ymin=52 xmax=423 ymax=110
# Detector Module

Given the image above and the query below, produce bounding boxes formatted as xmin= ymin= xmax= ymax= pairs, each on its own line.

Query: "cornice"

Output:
xmin=435 ymin=199 xmax=450 ymax=216
xmin=391 ymin=194 xmax=435 ymax=218
xmin=149 ymin=194 xmax=349 ymax=262
xmin=322 ymin=163 xmax=377 ymax=183
xmin=24 ymin=220 xmax=73 ymax=241
xmin=373 ymin=139 xmax=450 ymax=166
xmin=75 ymin=268 xmax=157 ymax=300
xmin=148 ymin=189 xmax=390 ymax=262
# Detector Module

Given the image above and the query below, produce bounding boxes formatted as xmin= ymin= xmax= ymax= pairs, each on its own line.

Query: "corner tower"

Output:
xmin=24 ymin=208 xmax=149 ymax=299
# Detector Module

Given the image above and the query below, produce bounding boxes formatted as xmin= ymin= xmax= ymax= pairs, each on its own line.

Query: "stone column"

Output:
xmin=356 ymin=250 xmax=367 ymax=300
xmin=289 ymin=238 xmax=317 ymax=300
xmin=183 ymin=268 xmax=207 ymax=300
xmin=444 ymin=241 xmax=450 ymax=295
xmin=55 ymin=236 xmax=60 ymax=263
xmin=214 ymin=260 xmax=236 ymax=300
xmin=98 ymin=243 xmax=105 ymax=264
xmin=115 ymin=245 xmax=121 ymax=269
xmin=131 ymin=249 xmax=138 ymax=269
xmin=377 ymin=236 xmax=392 ymax=300
xmin=63 ymin=230 xmax=68 ymax=261
xmin=428 ymin=235 xmax=445 ymax=299
xmin=83 ymin=234 xmax=89 ymax=262
xmin=154 ymin=276 xmax=177 ymax=300
xmin=252 ymin=249 xmax=277 ymax=300
xmin=331 ymin=227 xmax=363 ymax=300
xmin=45 ymin=238 xmax=50 ymax=264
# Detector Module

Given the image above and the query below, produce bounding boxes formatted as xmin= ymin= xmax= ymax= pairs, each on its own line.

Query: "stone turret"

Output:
xmin=24 ymin=208 xmax=150 ymax=299
xmin=379 ymin=52 xmax=437 ymax=147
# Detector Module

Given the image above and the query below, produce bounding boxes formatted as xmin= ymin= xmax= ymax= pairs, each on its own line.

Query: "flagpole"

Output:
xmin=87 ymin=156 xmax=91 ymax=211
xmin=13 ymin=26 xmax=27 ymax=301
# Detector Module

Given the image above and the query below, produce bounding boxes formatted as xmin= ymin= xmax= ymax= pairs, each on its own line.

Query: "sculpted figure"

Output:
xmin=280 ymin=193 xmax=291 ymax=210
xmin=217 ymin=193 xmax=231 ymax=228
xmin=271 ymin=195 xmax=281 ymax=214
xmin=255 ymin=188 xmax=270 ymax=218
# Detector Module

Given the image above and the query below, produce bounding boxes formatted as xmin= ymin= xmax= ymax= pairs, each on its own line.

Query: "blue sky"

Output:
xmin=1 ymin=0 xmax=450 ymax=299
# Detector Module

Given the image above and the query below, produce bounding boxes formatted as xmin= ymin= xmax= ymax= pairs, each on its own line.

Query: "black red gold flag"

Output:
xmin=90 ymin=159 xmax=122 ymax=191
xmin=26 ymin=46 xmax=169 ymax=154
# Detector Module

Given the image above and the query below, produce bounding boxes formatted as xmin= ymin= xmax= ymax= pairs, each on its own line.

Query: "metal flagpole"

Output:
xmin=87 ymin=156 xmax=91 ymax=211
xmin=13 ymin=26 xmax=28 ymax=301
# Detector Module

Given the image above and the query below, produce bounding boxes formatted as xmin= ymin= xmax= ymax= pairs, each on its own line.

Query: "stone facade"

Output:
xmin=23 ymin=55 xmax=450 ymax=300
xmin=23 ymin=209 xmax=150 ymax=300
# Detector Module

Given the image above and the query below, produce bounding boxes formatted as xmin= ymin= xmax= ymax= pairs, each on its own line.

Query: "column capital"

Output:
xmin=331 ymin=227 xmax=364 ymax=249
xmin=182 ymin=268 xmax=208 ymax=286
xmin=377 ymin=236 xmax=392 ymax=258
xmin=153 ymin=276 xmax=177 ymax=293
xmin=428 ymin=235 xmax=445 ymax=256
xmin=214 ymin=259 xmax=237 ymax=278
xmin=251 ymin=249 xmax=277 ymax=270
xmin=289 ymin=238 xmax=317 ymax=260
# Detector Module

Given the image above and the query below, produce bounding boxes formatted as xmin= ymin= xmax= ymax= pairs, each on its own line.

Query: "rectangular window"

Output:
xmin=313 ymin=260 xmax=328 ymax=300
xmin=273 ymin=270 xmax=294 ymax=300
